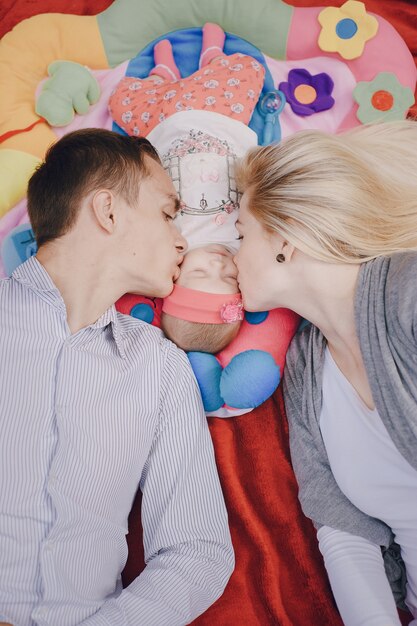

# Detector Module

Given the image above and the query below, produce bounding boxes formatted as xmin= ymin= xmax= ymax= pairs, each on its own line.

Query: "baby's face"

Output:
xmin=176 ymin=244 xmax=239 ymax=294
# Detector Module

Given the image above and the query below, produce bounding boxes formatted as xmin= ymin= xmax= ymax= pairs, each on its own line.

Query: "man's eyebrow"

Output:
xmin=167 ymin=193 xmax=181 ymax=212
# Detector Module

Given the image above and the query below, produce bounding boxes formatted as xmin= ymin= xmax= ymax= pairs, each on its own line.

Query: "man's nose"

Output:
xmin=175 ymin=231 xmax=187 ymax=253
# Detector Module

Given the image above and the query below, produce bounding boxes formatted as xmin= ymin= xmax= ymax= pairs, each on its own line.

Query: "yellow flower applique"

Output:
xmin=318 ymin=0 xmax=379 ymax=60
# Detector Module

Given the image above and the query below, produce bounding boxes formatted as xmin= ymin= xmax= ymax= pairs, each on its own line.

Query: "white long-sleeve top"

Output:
xmin=147 ymin=110 xmax=258 ymax=253
xmin=318 ymin=346 xmax=417 ymax=626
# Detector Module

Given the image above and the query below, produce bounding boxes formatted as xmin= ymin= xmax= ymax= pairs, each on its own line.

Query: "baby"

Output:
xmin=162 ymin=243 xmax=243 ymax=353
xmin=109 ymin=23 xmax=265 ymax=353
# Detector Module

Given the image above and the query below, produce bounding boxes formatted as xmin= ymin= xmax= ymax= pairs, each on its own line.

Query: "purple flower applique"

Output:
xmin=279 ymin=68 xmax=335 ymax=116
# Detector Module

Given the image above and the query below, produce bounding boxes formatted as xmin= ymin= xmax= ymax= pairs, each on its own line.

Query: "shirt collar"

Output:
xmin=91 ymin=306 xmax=126 ymax=359
xmin=13 ymin=255 xmax=60 ymax=294
xmin=12 ymin=257 xmax=125 ymax=358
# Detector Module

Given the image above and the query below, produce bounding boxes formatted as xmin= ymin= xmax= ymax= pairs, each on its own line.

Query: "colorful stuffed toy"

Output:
xmin=36 ymin=61 xmax=101 ymax=126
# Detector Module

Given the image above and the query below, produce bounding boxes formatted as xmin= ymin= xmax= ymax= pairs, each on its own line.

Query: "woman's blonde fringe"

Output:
xmin=236 ymin=120 xmax=417 ymax=263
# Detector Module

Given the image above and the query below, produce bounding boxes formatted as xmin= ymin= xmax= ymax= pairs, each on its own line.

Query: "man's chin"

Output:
xmin=150 ymin=280 xmax=175 ymax=300
xmin=129 ymin=280 xmax=173 ymax=299
xmin=158 ymin=285 xmax=175 ymax=299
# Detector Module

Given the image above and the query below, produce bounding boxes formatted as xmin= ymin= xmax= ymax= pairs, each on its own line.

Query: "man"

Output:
xmin=0 ymin=129 xmax=234 ymax=626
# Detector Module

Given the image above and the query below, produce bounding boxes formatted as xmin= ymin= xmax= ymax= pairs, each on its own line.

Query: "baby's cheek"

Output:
xmin=175 ymin=270 xmax=190 ymax=288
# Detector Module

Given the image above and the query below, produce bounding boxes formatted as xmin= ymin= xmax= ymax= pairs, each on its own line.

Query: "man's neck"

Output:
xmin=36 ymin=245 xmax=123 ymax=334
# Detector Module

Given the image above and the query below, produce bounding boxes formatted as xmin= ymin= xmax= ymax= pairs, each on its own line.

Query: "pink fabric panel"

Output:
xmin=287 ymin=8 xmax=417 ymax=89
xmin=264 ymin=55 xmax=357 ymax=135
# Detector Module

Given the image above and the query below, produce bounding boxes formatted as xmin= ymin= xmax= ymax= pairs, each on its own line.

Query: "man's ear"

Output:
xmin=91 ymin=189 xmax=117 ymax=234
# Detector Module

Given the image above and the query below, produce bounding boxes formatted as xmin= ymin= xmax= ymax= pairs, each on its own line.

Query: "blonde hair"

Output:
xmin=236 ymin=120 xmax=417 ymax=263
xmin=161 ymin=313 xmax=241 ymax=353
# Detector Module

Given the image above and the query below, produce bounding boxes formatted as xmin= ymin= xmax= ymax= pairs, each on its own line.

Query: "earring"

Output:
xmin=276 ymin=253 xmax=285 ymax=263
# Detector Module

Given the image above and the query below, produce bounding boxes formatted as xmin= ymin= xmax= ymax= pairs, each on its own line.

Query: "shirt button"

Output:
xmin=34 ymin=607 xmax=47 ymax=619
xmin=44 ymin=541 xmax=53 ymax=552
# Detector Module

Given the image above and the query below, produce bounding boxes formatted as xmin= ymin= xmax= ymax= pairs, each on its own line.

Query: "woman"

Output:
xmin=234 ymin=120 xmax=417 ymax=626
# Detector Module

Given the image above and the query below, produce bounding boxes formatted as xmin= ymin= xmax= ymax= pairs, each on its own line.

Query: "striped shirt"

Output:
xmin=0 ymin=257 xmax=234 ymax=626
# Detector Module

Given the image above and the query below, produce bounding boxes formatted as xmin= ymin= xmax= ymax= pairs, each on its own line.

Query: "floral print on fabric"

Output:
xmin=109 ymin=53 xmax=265 ymax=138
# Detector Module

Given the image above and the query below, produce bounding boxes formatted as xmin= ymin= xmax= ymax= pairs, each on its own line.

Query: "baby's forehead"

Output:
xmin=182 ymin=250 xmax=208 ymax=265
xmin=186 ymin=243 xmax=229 ymax=253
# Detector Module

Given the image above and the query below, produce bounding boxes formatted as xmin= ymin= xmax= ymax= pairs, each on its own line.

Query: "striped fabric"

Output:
xmin=0 ymin=257 xmax=234 ymax=626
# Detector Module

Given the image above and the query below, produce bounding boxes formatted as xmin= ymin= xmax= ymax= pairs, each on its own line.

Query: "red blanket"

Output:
xmin=1 ymin=2 xmax=415 ymax=624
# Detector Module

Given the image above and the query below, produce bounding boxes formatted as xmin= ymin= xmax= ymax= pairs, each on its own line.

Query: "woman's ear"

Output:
xmin=282 ymin=241 xmax=296 ymax=262
xmin=269 ymin=230 xmax=296 ymax=263
xmin=91 ymin=189 xmax=116 ymax=234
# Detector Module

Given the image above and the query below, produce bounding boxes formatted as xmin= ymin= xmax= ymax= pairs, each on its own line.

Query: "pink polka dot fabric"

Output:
xmin=109 ymin=53 xmax=265 ymax=137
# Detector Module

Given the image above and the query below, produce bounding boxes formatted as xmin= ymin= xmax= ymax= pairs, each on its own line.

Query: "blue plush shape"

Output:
xmin=220 ymin=350 xmax=280 ymax=409
xmin=244 ymin=310 xmax=269 ymax=325
xmin=187 ymin=351 xmax=224 ymax=412
xmin=130 ymin=303 xmax=155 ymax=324
xmin=112 ymin=28 xmax=277 ymax=144
xmin=1 ymin=223 xmax=37 ymax=276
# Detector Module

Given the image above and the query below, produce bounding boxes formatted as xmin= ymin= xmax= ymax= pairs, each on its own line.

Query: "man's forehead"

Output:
xmin=145 ymin=157 xmax=176 ymax=195
xmin=139 ymin=178 xmax=180 ymax=212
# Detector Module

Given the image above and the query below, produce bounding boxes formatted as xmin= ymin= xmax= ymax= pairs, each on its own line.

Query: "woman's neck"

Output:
xmin=292 ymin=262 xmax=362 ymax=355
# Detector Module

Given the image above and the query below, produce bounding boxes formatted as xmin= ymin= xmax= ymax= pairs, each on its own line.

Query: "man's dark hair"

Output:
xmin=27 ymin=129 xmax=160 ymax=247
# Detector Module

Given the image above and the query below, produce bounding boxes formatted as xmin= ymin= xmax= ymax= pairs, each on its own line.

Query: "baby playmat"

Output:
xmin=0 ymin=0 xmax=416 ymax=624
xmin=1 ymin=0 xmax=416 ymax=419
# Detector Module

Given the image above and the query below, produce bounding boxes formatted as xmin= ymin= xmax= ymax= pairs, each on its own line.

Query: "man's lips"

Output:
xmin=174 ymin=255 xmax=184 ymax=279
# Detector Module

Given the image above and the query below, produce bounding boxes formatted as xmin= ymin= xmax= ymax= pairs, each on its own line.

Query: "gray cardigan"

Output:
xmin=283 ymin=251 xmax=417 ymax=606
